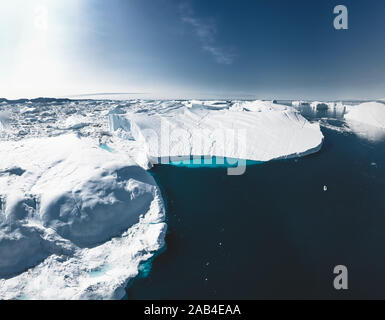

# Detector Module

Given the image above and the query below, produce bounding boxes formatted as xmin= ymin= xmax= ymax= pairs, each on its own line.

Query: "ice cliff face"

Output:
xmin=292 ymin=100 xmax=346 ymax=111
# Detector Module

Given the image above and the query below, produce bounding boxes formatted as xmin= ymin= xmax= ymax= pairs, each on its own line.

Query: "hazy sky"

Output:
xmin=1 ymin=0 xmax=385 ymax=100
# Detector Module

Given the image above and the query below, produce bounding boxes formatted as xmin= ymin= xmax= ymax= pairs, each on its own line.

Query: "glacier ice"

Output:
xmin=0 ymin=134 xmax=166 ymax=299
xmin=344 ymin=102 xmax=385 ymax=141
xmin=292 ymin=101 xmax=309 ymax=107
xmin=0 ymin=111 xmax=11 ymax=131
xmin=108 ymin=100 xmax=324 ymax=164
xmin=0 ymin=98 xmax=325 ymax=299
xmin=310 ymin=101 xmax=329 ymax=110
xmin=292 ymin=100 xmax=346 ymax=112
xmin=345 ymin=102 xmax=385 ymax=129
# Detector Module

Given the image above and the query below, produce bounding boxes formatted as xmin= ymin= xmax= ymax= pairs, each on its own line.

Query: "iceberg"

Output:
xmin=109 ymin=100 xmax=324 ymax=165
xmin=308 ymin=101 xmax=346 ymax=111
xmin=292 ymin=100 xmax=309 ymax=107
xmin=0 ymin=111 xmax=11 ymax=131
xmin=344 ymin=102 xmax=385 ymax=129
xmin=344 ymin=102 xmax=385 ymax=141
xmin=0 ymin=98 xmax=324 ymax=299
xmin=310 ymin=101 xmax=330 ymax=110
xmin=0 ymin=134 xmax=166 ymax=299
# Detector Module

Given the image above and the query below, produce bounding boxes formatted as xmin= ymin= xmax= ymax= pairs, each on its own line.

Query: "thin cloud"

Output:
xmin=202 ymin=46 xmax=234 ymax=65
xmin=180 ymin=3 xmax=235 ymax=65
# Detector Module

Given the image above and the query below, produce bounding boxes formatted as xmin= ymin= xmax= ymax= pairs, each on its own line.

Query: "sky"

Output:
xmin=1 ymin=0 xmax=385 ymax=100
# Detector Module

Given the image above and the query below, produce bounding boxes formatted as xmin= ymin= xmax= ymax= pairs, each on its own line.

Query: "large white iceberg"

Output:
xmin=0 ymin=134 xmax=166 ymax=299
xmin=344 ymin=102 xmax=385 ymax=141
xmin=109 ymin=100 xmax=324 ymax=165
xmin=345 ymin=102 xmax=385 ymax=129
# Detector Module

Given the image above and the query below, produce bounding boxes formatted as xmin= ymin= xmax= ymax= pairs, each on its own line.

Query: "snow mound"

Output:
xmin=0 ymin=134 xmax=166 ymax=299
xmin=109 ymin=100 xmax=324 ymax=163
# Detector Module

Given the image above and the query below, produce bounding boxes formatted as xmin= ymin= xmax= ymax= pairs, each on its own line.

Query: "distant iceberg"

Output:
xmin=0 ymin=134 xmax=166 ymax=299
xmin=344 ymin=102 xmax=385 ymax=129
xmin=310 ymin=101 xmax=329 ymax=110
xmin=292 ymin=100 xmax=346 ymax=111
xmin=292 ymin=100 xmax=309 ymax=107
xmin=0 ymin=111 xmax=11 ymax=131
xmin=296 ymin=101 xmax=345 ymax=111
xmin=344 ymin=102 xmax=385 ymax=141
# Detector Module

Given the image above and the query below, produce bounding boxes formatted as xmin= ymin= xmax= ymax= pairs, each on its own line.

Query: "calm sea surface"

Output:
xmin=126 ymin=105 xmax=385 ymax=299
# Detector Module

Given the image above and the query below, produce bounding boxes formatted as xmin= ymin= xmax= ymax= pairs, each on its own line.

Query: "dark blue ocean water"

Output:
xmin=126 ymin=106 xmax=385 ymax=299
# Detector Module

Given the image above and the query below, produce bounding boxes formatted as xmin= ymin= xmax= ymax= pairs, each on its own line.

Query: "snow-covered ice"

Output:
xmin=345 ymin=102 xmax=385 ymax=129
xmin=292 ymin=100 xmax=347 ymax=112
xmin=344 ymin=102 xmax=385 ymax=141
xmin=109 ymin=100 xmax=324 ymax=164
xmin=0 ymin=111 xmax=11 ymax=131
xmin=0 ymin=98 xmax=324 ymax=299
xmin=310 ymin=101 xmax=330 ymax=110
xmin=292 ymin=100 xmax=309 ymax=107
xmin=0 ymin=133 xmax=166 ymax=299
